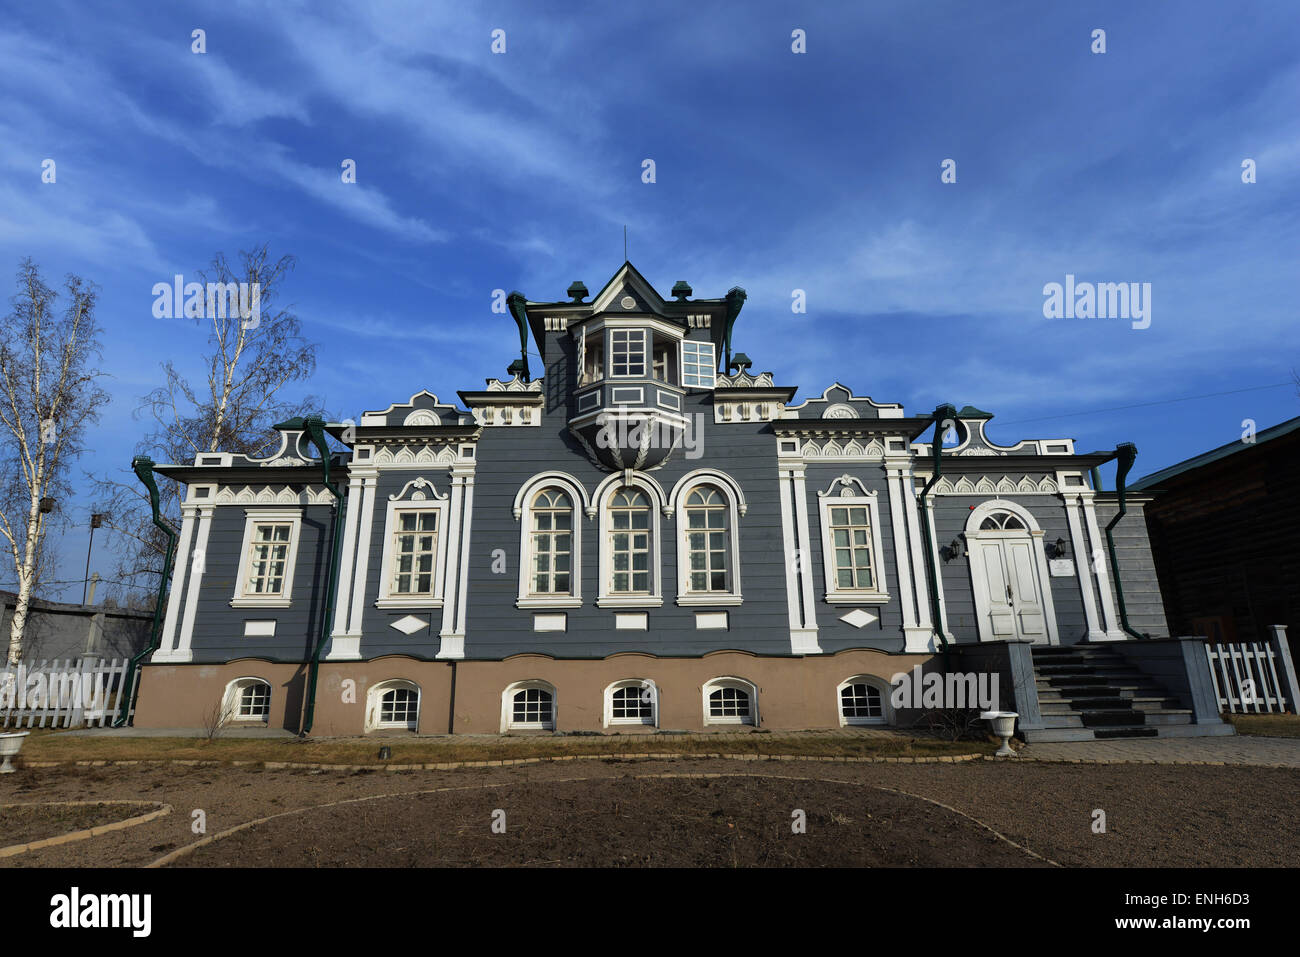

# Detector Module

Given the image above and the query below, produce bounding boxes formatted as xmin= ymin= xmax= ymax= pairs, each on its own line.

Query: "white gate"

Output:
xmin=1205 ymin=642 xmax=1289 ymax=714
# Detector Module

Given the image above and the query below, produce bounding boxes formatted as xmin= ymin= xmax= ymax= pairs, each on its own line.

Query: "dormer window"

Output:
xmin=611 ymin=329 xmax=645 ymax=377
xmin=682 ymin=341 xmax=716 ymax=388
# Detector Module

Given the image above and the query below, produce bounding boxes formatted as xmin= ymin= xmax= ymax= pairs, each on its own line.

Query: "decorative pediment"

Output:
xmin=373 ymin=444 xmax=460 ymax=466
xmin=817 ymin=474 xmax=874 ymax=498
xmin=390 ymin=476 xmax=449 ymax=502
xmin=214 ymin=485 xmax=334 ymax=505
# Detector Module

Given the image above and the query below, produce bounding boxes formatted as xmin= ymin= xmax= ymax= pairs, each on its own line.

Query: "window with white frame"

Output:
xmin=838 ymin=676 xmax=891 ymax=726
xmin=703 ymin=677 xmax=757 ymax=726
xmin=366 ymin=680 xmax=420 ymax=731
xmin=681 ymin=341 xmax=715 ymax=388
xmin=391 ymin=510 xmax=439 ymax=596
xmin=817 ymin=482 xmax=889 ymax=604
xmin=606 ymin=680 xmax=657 ymax=726
xmin=609 ymin=488 xmax=652 ymax=594
xmin=232 ymin=509 xmax=302 ymax=607
xmin=684 ymin=486 xmax=729 ymax=593
xmin=610 ymin=329 xmax=645 ymax=377
xmin=529 ymin=489 xmax=573 ymax=596
xmin=222 ymin=677 xmax=271 ymax=723
xmin=377 ymin=481 xmax=450 ymax=608
xmin=504 ymin=681 xmax=556 ymax=731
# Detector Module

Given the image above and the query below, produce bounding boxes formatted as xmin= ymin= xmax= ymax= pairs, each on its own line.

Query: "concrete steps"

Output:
xmin=1023 ymin=644 xmax=1215 ymax=743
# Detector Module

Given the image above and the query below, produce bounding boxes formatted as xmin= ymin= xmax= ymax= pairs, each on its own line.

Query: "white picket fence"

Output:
xmin=1205 ymin=642 xmax=1290 ymax=714
xmin=0 ymin=657 xmax=133 ymax=729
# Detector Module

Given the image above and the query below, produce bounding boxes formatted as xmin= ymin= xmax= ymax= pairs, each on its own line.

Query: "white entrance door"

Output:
xmin=975 ymin=534 xmax=1049 ymax=643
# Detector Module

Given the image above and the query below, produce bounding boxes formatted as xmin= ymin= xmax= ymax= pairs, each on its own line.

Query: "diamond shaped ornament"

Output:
xmin=839 ymin=608 xmax=878 ymax=629
xmin=390 ymin=615 xmax=429 ymax=635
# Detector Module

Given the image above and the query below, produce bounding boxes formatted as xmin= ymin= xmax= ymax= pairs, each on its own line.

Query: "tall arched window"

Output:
xmin=366 ymin=680 xmax=420 ymax=731
xmin=670 ymin=470 xmax=745 ymax=606
xmin=609 ymin=488 xmax=652 ymax=595
xmin=684 ymin=486 xmax=729 ymax=594
xmin=514 ymin=473 xmax=588 ymax=609
xmin=529 ymin=489 xmax=573 ymax=596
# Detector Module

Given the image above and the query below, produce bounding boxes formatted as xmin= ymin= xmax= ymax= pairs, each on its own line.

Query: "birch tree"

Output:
xmin=96 ymin=245 xmax=324 ymax=595
xmin=0 ymin=259 xmax=108 ymax=663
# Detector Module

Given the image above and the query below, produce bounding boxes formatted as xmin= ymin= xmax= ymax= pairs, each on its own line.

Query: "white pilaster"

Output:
xmin=151 ymin=504 xmax=196 ymax=662
xmin=920 ymin=495 xmax=947 ymax=645
xmin=789 ymin=465 xmax=821 ymax=653
xmin=1065 ymin=494 xmax=1105 ymax=640
xmin=345 ymin=473 xmax=378 ymax=638
xmin=1081 ymin=493 xmax=1126 ymax=640
xmin=172 ymin=504 xmax=214 ymax=662
xmin=777 ymin=465 xmax=806 ymax=640
xmin=885 ymin=463 xmax=920 ymax=639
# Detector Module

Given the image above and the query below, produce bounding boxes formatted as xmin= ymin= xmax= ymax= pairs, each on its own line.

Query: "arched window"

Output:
xmin=529 ymin=489 xmax=573 ymax=595
xmin=702 ymin=677 xmax=757 ymax=726
xmin=609 ymin=488 xmax=652 ymax=595
xmin=514 ymin=473 xmax=589 ymax=609
xmin=594 ymin=473 xmax=666 ymax=608
xmin=222 ymin=677 xmax=271 ymax=723
xmin=979 ymin=511 xmax=1025 ymax=531
xmin=669 ymin=470 xmax=746 ymax=606
xmin=366 ymin=680 xmax=420 ymax=732
xmin=684 ymin=486 xmax=729 ymax=593
xmin=605 ymin=679 xmax=658 ymax=727
xmin=837 ymin=676 xmax=893 ymax=726
xmin=502 ymin=680 xmax=556 ymax=731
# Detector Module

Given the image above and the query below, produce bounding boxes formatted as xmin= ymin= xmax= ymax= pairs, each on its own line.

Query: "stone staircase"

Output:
xmin=1025 ymin=644 xmax=1216 ymax=743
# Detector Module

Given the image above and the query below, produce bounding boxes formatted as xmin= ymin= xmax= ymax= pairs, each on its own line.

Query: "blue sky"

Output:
xmin=3 ymin=0 xmax=1297 ymax=600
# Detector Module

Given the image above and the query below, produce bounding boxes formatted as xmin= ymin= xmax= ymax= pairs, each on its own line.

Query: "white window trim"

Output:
xmin=231 ymin=508 xmax=303 ymax=608
xmin=593 ymin=472 xmax=667 ymax=608
xmin=609 ymin=328 xmax=647 ymax=378
xmin=603 ymin=679 xmax=659 ymax=728
xmin=702 ymin=676 xmax=758 ymax=726
xmin=221 ymin=676 xmax=271 ymax=724
xmin=837 ymin=675 xmax=893 ymax=727
xmin=817 ymin=477 xmax=890 ymax=605
xmin=501 ymin=680 xmax=557 ymax=732
xmin=669 ymin=470 xmax=747 ymax=606
xmin=366 ymin=679 xmax=421 ymax=731
xmin=680 ymin=340 xmax=716 ymax=389
xmin=514 ymin=473 xmax=588 ymax=609
xmin=375 ymin=479 xmax=450 ymax=609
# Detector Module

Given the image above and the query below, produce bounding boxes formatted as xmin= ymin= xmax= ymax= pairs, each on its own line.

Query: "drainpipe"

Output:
xmin=721 ymin=287 xmax=747 ymax=375
xmin=1103 ymin=442 xmax=1147 ymax=639
xmin=917 ymin=404 xmax=958 ymax=669
xmin=506 ymin=292 xmax=531 ymax=382
xmin=113 ymin=457 xmax=178 ymax=727
xmin=299 ymin=416 xmax=347 ymax=735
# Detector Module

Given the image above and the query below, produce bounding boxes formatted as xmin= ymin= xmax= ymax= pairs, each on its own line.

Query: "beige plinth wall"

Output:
xmin=132 ymin=649 xmax=934 ymax=736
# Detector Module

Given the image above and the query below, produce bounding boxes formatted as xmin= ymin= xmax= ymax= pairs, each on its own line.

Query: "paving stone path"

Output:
xmin=1020 ymin=735 xmax=1300 ymax=768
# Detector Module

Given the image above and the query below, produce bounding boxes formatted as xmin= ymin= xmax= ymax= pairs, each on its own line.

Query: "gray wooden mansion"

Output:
xmin=133 ymin=263 xmax=1250 ymax=741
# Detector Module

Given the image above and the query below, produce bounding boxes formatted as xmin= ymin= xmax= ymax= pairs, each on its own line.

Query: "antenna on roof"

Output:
xmin=624 ymin=225 xmax=628 ymax=261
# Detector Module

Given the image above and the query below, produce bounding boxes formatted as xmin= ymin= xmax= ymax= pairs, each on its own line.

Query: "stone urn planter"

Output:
xmin=979 ymin=711 xmax=1018 ymax=757
xmin=0 ymin=731 xmax=30 ymax=773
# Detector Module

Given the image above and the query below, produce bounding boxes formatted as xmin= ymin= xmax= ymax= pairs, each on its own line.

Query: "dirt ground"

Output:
xmin=2 ymin=758 xmax=1296 ymax=868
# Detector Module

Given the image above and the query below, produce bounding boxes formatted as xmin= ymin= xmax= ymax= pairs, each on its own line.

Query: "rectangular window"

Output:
xmin=530 ymin=512 xmax=572 ymax=594
xmin=581 ymin=332 xmax=604 ymax=384
xmin=246 ymin=523 xmax=292 ymax=596
xmin=828 ymin=506 xmax=875 ymax=590
xmin=611 ymin=514 xmax=651 ymax=593
xmin=610 ymin=329 xmax=645 ymax=377
xmin=682 ymin=341 xmax=715 ymax=387
xmin=392 ymin=510 xmax=439 ymax=596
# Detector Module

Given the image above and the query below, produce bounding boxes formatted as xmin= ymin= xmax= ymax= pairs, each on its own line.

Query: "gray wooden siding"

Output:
xmin=1096 ymin=500 xmax=1169 ymax=637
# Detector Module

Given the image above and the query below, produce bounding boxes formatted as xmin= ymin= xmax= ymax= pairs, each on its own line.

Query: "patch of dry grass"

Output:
xmin=1228 ymin=713 xmax=1300 ymax=738
xmin=20 ymin=729 xmax=992 ymax=765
